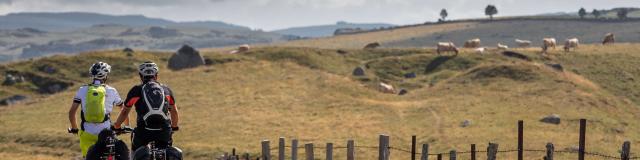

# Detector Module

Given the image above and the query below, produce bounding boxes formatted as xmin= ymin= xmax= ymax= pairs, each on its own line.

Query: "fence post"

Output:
xmin=437 ymin=154 xmax=442 ymax=160
xmin=326 ymin=143 xmax=333 ymax=160
xmin=622 ymin=141 xmax=630 ymax=160
xmin=579 ymin=119 xmax=586 ymax=160
xmin=305 ymin=143 xmax=314 ymax=160
xmin=450 ymin=150 xmax=456 ymax=160
xmin=518 ymin=120 xmax=524 ymax=160
xmin=487 ymin=143 xmax=498 ymax=160
xmin=471 ymin=144 xmax=476 ymax=160
xmin=262 ymin=140 xmax=271 ymax=160
xmin=421 ymin=144 xmax=429 ymax=160
xmin=292 ymin=139 xmax=298 ymax=160
xmin=412 ymin=135 xmax=417 ymax=160
xmin=279 ymin=137 xmax=285 ymax=160
xmin=244 ymin=153 xmax=250 ymax=160
xmin=233 ymin=148 xmax=237 ymax=157
xmin=544 ymin=143 xmax=554 ymax=160
xmin=347 ymin=140 xmax=355 ymax=160
xmin=379 ymin=134 xmax=390 ymax=160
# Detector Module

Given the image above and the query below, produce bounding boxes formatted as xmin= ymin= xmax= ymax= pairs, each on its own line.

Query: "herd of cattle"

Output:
xmin=364 ymin=33 xmax=616 ymax=56
xmin=372 ymin=33 xmax=617 ymax=94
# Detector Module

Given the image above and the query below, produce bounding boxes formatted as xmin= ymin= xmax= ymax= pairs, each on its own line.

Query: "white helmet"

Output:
xmin=90 ymin=62 xmax=111 ymax=80
xmin=138 ymin=61 xmax=159 ymax=76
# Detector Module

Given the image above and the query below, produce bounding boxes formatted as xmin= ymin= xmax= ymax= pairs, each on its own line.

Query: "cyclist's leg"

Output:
xmin=154 ymin=128 xmax=172 ymax=148
xmin=79 ymin=130 xmax=99 ymax=157
xmin=131 ymin=127 xmax=149 ymax=152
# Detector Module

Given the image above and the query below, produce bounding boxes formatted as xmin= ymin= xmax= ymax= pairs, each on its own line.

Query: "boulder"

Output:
xmin=540 ymin=114 xmax=561 ymax=124
xmin=39 ymin=65 xmax=57 ymax=74
xmin=502 ymin=51 xmax=531 ymax=61
xmin=460 ymin=119 xmax=472 ymax=127
xmin=0 ymin=95 xmax=27 ymax=106
xmin=545 ymin=63 xmax=564 ymax=71
xmin=363 ymin=42 xmax=381 ymax=49
xmin=337 ymin=50 xmax=348 ymax=55
xmin=2 ymin=74 xmax=24 ymax=86
xmin=404 ymin=72 xmax=417 ymax=78
xmin=352 ymin=67 xmax=365 ymax=76
xmin=168 ymin=45 xmax=205 ymax=70
xmin=398 ymin=89 xmax=408 ymax=95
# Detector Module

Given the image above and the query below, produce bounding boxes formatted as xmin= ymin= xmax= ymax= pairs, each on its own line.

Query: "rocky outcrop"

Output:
xmin=0 ymin=95 xmax=27 ymax=106
xmin=168 ymin=45 xmax=205 ymax=70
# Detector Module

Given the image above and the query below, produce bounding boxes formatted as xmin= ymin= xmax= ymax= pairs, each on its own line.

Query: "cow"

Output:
xmin=436 ymin=42 xmax=459 ymax=55
xmin=229 ymin=44 xmax=251 ymax=54
xmin=378 ymin=82 xmax=396 ymax=94
xmin=542 ymin=38 xmax=556 ymax=53
xmin=463 ymin=38 xmax=481 ymax=48
xmin=515 ymin=39 xmax=531 ymax=47
xmin=497 ymin=43 xmax=509 ymax=50
xmin=364 ymin=42 xmax=381 ymax=49
xmin=474 ymin=47 xmax=486 ymax=54
xmin=564 ymin=38 xmax=579 ymax=52
xmin=602 ymin=33 xmax=615 ymax=45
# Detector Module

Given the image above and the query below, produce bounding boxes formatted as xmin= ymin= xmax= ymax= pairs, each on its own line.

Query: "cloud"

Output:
xmin=0 ymin=0 xmax=12 ymax=4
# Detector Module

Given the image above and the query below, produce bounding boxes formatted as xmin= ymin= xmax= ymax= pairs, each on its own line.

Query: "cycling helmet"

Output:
xmin=138 ymin=61 xmax=159 ymax=76
xmin=90 ymin=62 xmax=111 ymax=80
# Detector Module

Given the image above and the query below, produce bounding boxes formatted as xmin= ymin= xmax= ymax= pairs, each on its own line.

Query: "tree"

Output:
xmin=617 ymin=8 xmax=628 ymax=19
xmin=592 ymin=9 xmax=601 ymax=19
xmin=485 ymin=5 xmax=498 ymax=20
xmin=578 ymin=7 xmax=586 ymax=19
xmin=440 ymin=9 xmax=448 ymax=21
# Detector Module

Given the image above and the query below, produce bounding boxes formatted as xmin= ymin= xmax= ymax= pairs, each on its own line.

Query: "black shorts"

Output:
xmin=131 ymin=127 xmax=173 ymax=152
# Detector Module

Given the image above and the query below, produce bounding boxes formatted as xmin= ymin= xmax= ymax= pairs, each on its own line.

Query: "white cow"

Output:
xmin=515 ymin=39 xmax=531 ymax=47
xmin=542 ymin=38 xmax=557 ymax=53
xmin=436 ymin=42 xmax=459 ymax=55
xmin=378 ymin=82 xmax=396 ymax=94
xmin=564 ymin=38 xmax=579 ymax=52
xmin=497 ymin=43 xmax=509 ymax=50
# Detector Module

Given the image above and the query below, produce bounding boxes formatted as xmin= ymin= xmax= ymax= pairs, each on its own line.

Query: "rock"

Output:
xmin=39 ymin=65 xmax=57 ymax=74
xmin=168 ymin=45 xmax=205 ymax=70
xmin=545 ymin=63 xmax=564 ymax=71
xmin=404 ymin=72 xmax=417 ymax=78
xmin=123 ymin=47 xmax=134 ymax=53
xmin=540 ymin=114 xmax=561 ymax=124
xmin=363 ymin=42 xmax=381 ymax=49
xmin=0 ymin=95 xmax=27 ymax=106
xmin=460 ymin=120 xmax=472 ymax=127
xmin=352 ymin=67 xmax=365 ymax=76
xmin=337 ymin=50 xmax=348 ymax=55
xmin=502 ymin=51 xmax=531 ymax=61
xmin=398 ymin=89 xmax=408 ymax=95
xmin=2 ymin=74 xmax=24 ymax=85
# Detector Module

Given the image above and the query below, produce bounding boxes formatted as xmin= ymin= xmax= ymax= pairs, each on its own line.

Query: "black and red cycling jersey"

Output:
xmin=123 ymin=81 xmax=175 ymax=129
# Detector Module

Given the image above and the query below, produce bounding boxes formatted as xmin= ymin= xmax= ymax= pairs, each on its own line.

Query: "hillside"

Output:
xmin=277 ymin=19 xmax=640 ymax=49
xmin=0 ymin=12 xmax=250 ymax=31
xmin=272 ymin=21 xmax=395 ymax=38
xmin=1 ymin=44 xmax=640 ymax=159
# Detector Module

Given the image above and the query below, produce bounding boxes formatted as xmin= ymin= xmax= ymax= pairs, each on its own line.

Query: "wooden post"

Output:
xmin=262 ymin=140 xmax=271 ymax=160
xmin=291 ymin=139 xmax=298 ymax=160
xmin=437 ymin=154 xmax=442 ymax=160
xmin=347 ymin=140 xmax=355 ymax=160
xmin=471 ymin=144 xmax=476 ymax=160
xmin=420 ymin=144 xmax=429 ymax=160
xmin=326 ymin=143 xmax=333 ymax=160
xmin=279 ymin=137 xmax=285 ymax=160
xmin=449 ymin=150 xmax=456 ymax=160
xmin=379 ymin=135 xmax=390 ymax=160
xmin=621 ymin=141 xmax=630 ymax=160
xmin=233 ymin=148 xmax=237 ymax=157
xmin=518 ymin=120 xmax=523 ymax=160
xmin=305 ymin=143 xmax=314 ymax=160
xmin=412 ymin=135 xmax=417 ymax=160
xmin=487 ymin=143 xmax=498 ymax=160
xmin=579 ymin=119 xmax=586 ymax=160
xmin=544 ymin=143 xmax=554 ymax=160
xmin=244 ymin=153 xmax=250 ymax=160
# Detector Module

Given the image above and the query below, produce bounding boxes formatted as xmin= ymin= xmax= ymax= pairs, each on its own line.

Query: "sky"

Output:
xmin=0 ymin=0 xmax=639 ymax=31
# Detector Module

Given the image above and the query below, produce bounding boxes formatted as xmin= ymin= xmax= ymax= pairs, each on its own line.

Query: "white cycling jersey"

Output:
xmin=73 ymin=81 xmax=123 ymax=135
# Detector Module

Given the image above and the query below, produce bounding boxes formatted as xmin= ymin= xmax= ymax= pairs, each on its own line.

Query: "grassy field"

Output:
xmin=1 ymin=43 xmax=640 ymax=159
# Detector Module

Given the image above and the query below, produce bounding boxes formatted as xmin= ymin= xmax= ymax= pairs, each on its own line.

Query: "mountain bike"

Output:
xmin=133 ymin=127 xmax=183 ymax=160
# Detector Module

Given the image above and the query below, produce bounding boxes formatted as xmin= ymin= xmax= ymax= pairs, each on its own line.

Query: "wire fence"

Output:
xmin=218 ymin=119 xmax=636 ymax=160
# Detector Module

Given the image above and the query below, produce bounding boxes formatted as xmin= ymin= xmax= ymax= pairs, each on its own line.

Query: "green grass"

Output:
xmin=2 ymin=45 xmax=640 ymax=159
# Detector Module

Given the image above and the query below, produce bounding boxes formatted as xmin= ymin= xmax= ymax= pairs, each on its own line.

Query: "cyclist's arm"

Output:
xmin=113 ymin=106 xmax=131 ymax=129
xmin=169 ymin=104 xmax=179 ymax=128
xmin=115 ymin=103 xmax=130 ymax=126
xmin=68 ymin=102 xmax=80 ymax=129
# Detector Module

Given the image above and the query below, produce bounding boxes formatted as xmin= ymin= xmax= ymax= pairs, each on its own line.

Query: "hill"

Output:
xmin=272 ymin=21 xmax=395 ymax=38
xmin=0 ymin=12 xmax=250 ymax=31
xmin=2 ymin=44 xmax=640 ymax=159
xmin=277 ymin=18 xmax=640 ymax=49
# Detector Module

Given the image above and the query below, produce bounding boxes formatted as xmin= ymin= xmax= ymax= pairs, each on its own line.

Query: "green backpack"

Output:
xmin=84 ymin=84 xmax=107 ymax=123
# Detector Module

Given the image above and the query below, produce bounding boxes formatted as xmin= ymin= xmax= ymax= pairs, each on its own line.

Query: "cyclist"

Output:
xmin=113 ymin=61 xmax=180 ymax=153
xmin=68 ymin=62 xmax=128 ymax=157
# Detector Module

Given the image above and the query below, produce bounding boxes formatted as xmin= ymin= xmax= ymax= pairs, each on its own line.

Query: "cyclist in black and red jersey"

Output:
xmin=112 ymin=61 xmax=181 ymax=154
